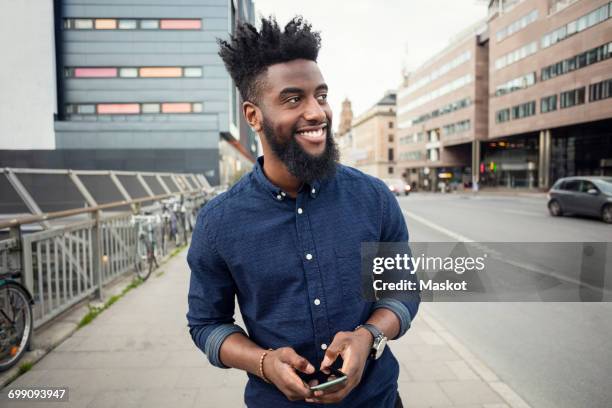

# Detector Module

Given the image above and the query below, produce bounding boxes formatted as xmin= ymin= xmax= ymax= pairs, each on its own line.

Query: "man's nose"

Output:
xmin=303 ymin=96 xmax=327 ymax=123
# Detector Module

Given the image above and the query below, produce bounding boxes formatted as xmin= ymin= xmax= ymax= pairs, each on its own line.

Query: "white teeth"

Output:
xmin=297 ymin=128 xmax=324 ymax=138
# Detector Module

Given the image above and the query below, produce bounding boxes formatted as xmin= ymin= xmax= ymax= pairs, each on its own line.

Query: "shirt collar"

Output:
xmin=253 ymin=156 xmax=321 ymax=201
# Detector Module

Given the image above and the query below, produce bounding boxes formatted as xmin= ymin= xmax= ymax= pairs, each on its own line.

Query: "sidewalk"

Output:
xmin=1 ymin=249 xmax=531 ymax=408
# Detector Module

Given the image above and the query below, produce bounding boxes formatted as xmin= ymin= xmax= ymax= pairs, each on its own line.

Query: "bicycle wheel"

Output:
xmin=0 ymin=282 xmax=33 ymax=372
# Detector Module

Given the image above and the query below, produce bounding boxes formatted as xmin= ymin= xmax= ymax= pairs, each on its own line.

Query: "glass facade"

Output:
xmin=480 ymin=135 xmax=539 ymax=188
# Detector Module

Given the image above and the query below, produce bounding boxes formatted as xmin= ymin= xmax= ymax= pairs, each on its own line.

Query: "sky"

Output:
xmin=254 ymin=0 xmax=487 ymax=128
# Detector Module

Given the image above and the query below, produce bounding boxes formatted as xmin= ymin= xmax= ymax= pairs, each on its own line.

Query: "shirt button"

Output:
xmin=321 ymin=343 xmax=328 ymax=350
xmin=281 ymin=191 xmax=286 ymax=197
xmin=314 ymin=298 xmax=321 ymax=306
xmin=276 ymin=194 xmax=282 ymax=200
xmin=297 ymin=208 xmax=303 ymax=214
xmin=311 ymin=188 xmax=316 ymax=194
xmin=305 ymin=253 xmax=313 ymax=260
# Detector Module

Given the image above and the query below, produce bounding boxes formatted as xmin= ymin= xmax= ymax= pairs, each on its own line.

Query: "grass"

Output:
xmin=77 ymin=276 xmax=144 ymax=329
xmin=75 ymin=242 xmax=189 ymax=329
xmin=18 ymin=362 xmax=32 ymax=375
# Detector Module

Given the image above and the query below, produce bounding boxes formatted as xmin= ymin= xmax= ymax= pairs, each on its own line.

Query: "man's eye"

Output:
xmin=287 ymin=96 xmax=300 ymax=104
xmin=317 ymin=94 xmax=328 ymax=101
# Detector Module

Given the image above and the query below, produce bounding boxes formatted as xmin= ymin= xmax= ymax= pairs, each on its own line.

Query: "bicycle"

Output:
xmin=132 ymin=216 xmax=160 ymax=281
xmin=0 ymin=242 xmax=34 ymax=372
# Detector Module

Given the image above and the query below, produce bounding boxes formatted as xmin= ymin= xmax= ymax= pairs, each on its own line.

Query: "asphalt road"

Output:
xmin=398 ymin=192 xmax=612 ymax=408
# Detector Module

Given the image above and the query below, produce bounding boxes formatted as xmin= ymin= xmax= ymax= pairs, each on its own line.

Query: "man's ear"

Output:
xmin=243 ymin=102 xmax=262 ymax=132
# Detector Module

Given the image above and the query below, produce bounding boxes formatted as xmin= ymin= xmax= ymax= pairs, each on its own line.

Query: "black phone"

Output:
xmin=298 ymin=368 xmax=348 ymax=391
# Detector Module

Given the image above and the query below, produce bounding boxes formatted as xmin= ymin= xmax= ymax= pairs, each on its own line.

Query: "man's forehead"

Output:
xmin=262 ymin=59 xmax=325 ymax=93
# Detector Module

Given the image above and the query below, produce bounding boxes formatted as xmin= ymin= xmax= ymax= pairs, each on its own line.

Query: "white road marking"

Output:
xmin=400 ymin=208 xmax=610 ymax=296
xmin=402 ymin=209 xmax=474 ymax=242
xmin=501 ymin=209 xmax=545 ymax=217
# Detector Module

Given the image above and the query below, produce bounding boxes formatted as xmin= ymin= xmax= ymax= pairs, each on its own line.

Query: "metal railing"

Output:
xmin=1 ymin=168 xmax=210 ymax=328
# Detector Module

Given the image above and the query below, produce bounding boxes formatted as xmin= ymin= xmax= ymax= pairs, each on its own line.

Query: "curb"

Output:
xmin=421 ymin=309 xmax=532 ymax=408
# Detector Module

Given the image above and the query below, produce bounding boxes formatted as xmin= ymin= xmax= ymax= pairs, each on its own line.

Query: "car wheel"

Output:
xmin=548 ymin=200 xmax=563 ymax=217
xmin=602 ymin=204 xmax=612 ymax=224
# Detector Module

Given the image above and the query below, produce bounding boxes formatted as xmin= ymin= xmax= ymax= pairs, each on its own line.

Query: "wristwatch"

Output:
xmin=355 ymin=323 xmax=388 ymax=360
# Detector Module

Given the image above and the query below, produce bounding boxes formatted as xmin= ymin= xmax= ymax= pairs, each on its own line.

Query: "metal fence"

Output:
xmin=1 ymin=168 xmax=210 ymax=328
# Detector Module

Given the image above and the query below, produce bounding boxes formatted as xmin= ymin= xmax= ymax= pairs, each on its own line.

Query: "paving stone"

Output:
xmin=398 ymin=381 xmax=453 ymax=407
xmin=439 ymin=380 xmax=504 ymax=405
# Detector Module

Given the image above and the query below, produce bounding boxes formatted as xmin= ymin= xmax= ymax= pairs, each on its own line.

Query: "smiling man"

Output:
xmin=186 ymin=16 xmax=419 ymax=407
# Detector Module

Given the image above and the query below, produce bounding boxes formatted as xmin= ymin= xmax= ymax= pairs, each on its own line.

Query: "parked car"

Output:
xmin=382 ymin=178 xmax=411 ymax=196
xmin=547 ymin=176 xmax=612 ymax=223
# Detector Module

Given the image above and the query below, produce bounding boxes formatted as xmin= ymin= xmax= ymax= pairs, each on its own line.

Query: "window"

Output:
xmin=73 ymin=68 xmax=117 ymax=78
xmin=398 ymin=51 xmax=471 ymax=99
xmin=98 ymin=104 xmax=140 ymax=114
xmin=540 ymin=95 xmax=557 ymax=113
xmin=398 ymin=75 xmax=472 ymax=114
xmin=388 ymin=167 xmax=394 ymax=175
xmin=64 ymin=18 xmax=203 ymax=31
xmin=388 ymin=122 xmax=393 ymax=129
xmin=140 ymin=20 xmax=159 ymax=29
xmin=142 ymin=103 xmax=160 ymax=114
xmin=496 ymin=9 xmax=538 ymax=42
xmin=410 ymin=97 xmax=471 ymax=125
xmin=388 ymin=148 xmax=394 ymax=161
xmin=139 ymin=67 xmax=182 ymax=78
xmin=388 ymin=134 xmax=394 ymax=143
xmin=541 ymin=42 xmax=612 ymax=81
xmin=495 ymin=42 xmax=537 ymax=70
xmin=562 ymin=180 xmax=581 ymax=191
xmin=65 ymin=102 xmax=203 ymax=115
xmin=560 ymin=87 xmax=586 ymax=109
xmin=184 ymin=67 xmax=203 ymax=77
xmin=589 ymin=78 xmax=612 ymax=102
xmin=66 ymin=66 xmax=203 ymax=79
xmin=73 ymin=19 xmax=93 ymax=29
xmin=119 ymin=68 xmax=138 ymax=78
xmin=95 ymin=19 xmax=117 ymax=30
xmin=160 ymin=19 xmax=202 ymax=30
xmin=496 ymin=108 xmax=511 ymax=123
xmin=118 ymin=19 xmax=137 ymax=30
xmin=541 ymin=3 xmax=611 ymax=49
xmin=495 ymin=72 xmax=536 ymax=96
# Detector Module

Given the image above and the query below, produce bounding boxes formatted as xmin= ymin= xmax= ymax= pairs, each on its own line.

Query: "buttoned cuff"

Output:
xmin=204 ymin=324 xmax=247 ymax=368
xmin=372 ymin=299 xmax=412 ymax=340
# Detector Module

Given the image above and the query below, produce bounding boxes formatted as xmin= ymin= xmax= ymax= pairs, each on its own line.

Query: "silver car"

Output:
xmin=547 ymin=176 xmax=612 ymax=223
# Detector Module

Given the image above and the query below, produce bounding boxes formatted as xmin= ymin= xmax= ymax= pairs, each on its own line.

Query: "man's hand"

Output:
xmin=262 ymin=347 xmax=315 ymax=401
xmin=305 ymin=329 xmax=373 ymax=404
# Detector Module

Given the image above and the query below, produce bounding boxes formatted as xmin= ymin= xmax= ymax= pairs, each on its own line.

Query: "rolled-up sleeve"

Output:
xmin=186 ymin=208 xmax=246 ymax=368
xmin=372 ymin=180 xmax=420 ymax=339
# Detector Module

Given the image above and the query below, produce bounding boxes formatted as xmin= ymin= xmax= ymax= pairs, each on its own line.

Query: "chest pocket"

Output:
xmin=334 ymin=241 xmax=377 ymax=303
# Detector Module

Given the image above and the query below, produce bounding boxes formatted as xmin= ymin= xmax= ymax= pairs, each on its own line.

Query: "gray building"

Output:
xmin=0 ymin=0 xmax=257 ymax=186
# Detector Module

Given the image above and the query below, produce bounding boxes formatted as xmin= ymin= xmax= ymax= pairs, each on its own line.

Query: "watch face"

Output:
xmin=374 ymin=336 xmax=388 ymax=360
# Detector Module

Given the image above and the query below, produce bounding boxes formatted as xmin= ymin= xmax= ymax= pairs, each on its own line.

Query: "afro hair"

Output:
xmin=217 ymin=16 xmax=321 ymax=103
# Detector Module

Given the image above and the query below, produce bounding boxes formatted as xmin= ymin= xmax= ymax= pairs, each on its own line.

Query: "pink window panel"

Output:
xmin=74 ymin=68 xmax=117 ymax=78
xmin=160 ymin=19 xmax=201 ymax=30
xmin=161 ymin=103 xmax=192 ymax=113
xmin=97 ymin=103 xmax=140 ymax=114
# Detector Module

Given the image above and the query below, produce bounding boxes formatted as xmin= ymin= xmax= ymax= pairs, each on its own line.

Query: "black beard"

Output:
xmin=262 ymin=117 xmax=340 ymax=184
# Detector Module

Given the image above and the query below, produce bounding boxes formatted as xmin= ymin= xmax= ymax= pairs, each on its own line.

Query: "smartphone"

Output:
xmin=299 ymin=368 xmax=348 ymax=391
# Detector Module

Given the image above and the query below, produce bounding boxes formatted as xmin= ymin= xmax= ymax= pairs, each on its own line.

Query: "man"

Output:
xmin=187 ymin=16 xmax=419 ymax=407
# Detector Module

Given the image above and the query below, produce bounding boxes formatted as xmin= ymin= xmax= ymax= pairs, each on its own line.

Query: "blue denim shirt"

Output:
xmin=187 ymin=156 xmax=420 ymax=407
